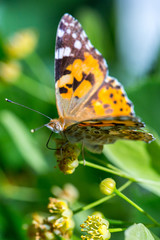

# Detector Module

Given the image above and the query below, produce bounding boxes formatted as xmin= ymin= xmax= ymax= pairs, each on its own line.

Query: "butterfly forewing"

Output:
xmin=55 ymin=14 xmax=108 ymax=118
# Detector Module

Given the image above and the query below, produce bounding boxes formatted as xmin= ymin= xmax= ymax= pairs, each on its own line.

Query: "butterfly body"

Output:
xmin=47 ymin=13 xmax=154 ymax=154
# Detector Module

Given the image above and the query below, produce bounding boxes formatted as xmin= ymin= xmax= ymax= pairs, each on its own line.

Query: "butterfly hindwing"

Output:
xmin=64 ymin=117 xmax=154 ymax=152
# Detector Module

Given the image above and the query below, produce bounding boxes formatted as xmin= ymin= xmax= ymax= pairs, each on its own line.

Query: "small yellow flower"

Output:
xmin=5 ymin=29 xmax=38 ymax=59
xmin=47 ymin=198 xmax=74 ymax=239
xmin=28 ymin=213 xmax=56 ymax=240
xmin=56 ymin=139 xmax=80 ymax=174
xmin=51 ymin=183 xmax=79 ymax=203
xmin=48 ymin=197 xmax=69 ymax=215
xmin=100 ymin=178 xmax=116 ymax=195
xmin=0 ymin=60 xmax=21 ymax=83
xmin=28 ymin=198 xmax=74 ymax=239
xmin=81 ymin=215 xmax=111 ymax=240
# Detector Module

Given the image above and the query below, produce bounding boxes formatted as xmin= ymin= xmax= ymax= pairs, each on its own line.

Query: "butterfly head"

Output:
xmin=47 ymin=118 xmax=64 ymax=133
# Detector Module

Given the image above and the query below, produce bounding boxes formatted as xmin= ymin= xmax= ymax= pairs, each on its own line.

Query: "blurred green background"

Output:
xmin=0 ymin=0 xmax=160 ymax=239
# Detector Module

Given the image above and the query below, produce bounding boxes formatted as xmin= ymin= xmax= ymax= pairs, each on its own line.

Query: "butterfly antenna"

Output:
xmin=31 ymin=124 xmax=48 ymax=133
xmin=5 ymin=98 xmax=52 ymax=120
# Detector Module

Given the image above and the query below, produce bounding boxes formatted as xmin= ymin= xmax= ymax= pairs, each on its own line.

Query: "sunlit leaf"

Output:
xmin=16 ymin=74 xmax=54 ymax=104
xmin=129 ymin=80 xmax=160 ymax=135
xmin=0 ymin=110 xmax=49 ymax=173
xmin=103 ymin=137 xmax=160 ymax=196
xmin=125 ymin=223 xmax=160 ymax=240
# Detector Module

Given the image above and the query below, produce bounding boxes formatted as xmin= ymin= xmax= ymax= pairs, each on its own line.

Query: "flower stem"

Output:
xmin=73 ymin=180 xmax=132 ymax=215
xmin=107 ymin=219 xmax=133 ymax=226
xmin=86 ymin=152 xmax=125 ymax=174
xmin=109 ymin=227 xmax=126 ymax=233
xmin=79 ymin=160 xmax=136 ymax=182
xmin=114 ymin=188 xmax=160 ymax=226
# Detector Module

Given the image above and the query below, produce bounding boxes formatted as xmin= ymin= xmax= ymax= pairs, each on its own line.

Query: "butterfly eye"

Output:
xmin=47 ymin=119 xmax=64 ymax=133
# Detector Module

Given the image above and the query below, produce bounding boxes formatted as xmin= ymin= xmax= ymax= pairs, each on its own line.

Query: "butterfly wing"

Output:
xmin=64 ymin=117 xmax=154 ymax=152
xmin=55 ymin=13 xmax=108 ymax=119
xmin=55 ymin=14 xmax=135 ymax=122
xmin=72 ymin=75 xmax=136 ymax=121
xmin=54 ymin=14 xmax=154 ymax=147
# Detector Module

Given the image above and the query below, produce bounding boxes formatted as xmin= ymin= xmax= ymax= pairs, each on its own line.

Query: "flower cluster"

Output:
xmin=28 ymin=213 xmax=55 ymax=240
xmin=0 ymin=60 xmax=21 ymax=83
xmin=5 ymin=29 xmax=37 ymax=59
xmin=81 ymin=215 xmax=111 ymax=240
xmin=1 ymin=29 xmax=37 ymax=83
xmin=48 ymin=198 xmax=74 ymax=238
xmin=28 ymin=198 xmax=74 ymax=240
xmin=55 ymin=139 xmax=80 ymax=174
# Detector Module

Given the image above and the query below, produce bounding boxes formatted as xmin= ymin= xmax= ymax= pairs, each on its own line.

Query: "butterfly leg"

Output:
xmin=81 ymin=141 xmax=86 ymax=165
xmin=46 ymin=131 xmax=59 ymax=150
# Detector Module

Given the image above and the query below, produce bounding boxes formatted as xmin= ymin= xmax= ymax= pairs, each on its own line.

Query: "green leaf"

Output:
xmin=25 ymin=53 xmax=53 ymax=87
xmin=16 ymin=74 xmax=54 ymax=104
xmin=146 ymin=131 xmax=160 ymax=173
xmin=125 ymin=223 xmax=160 ymax=240
xmin=72 ymin=236 xmax=80 ymax=240
xmin=128 ymin=80 xmax=160 ymax=135
xmin=151 ymin=233 xmax=160 ymax=240
xmin=0 ymin=110 xmax=49 ymax=173
xmin=103 ymin=137 xmax=160 ymax=196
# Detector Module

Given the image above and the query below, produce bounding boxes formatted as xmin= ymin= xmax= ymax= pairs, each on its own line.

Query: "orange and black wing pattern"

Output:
xmin=55 ymin=14 xmax=108 ymax=119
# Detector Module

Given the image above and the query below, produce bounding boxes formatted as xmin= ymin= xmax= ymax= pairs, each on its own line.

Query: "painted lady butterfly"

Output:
xmin=47 ymin=13 xmax=154 ymax=154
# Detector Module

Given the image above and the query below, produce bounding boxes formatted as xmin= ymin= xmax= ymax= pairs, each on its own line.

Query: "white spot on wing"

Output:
xmin=64 ymin=47 xmax=71 ymax=57
xmin=74 ymin=40 xmax=82 ymax=49
xmin=67 ymin=14 xmax=72 ymax=20
xmin=103 ymin=59 xmax=108 ymax=68
xmin=104 ymin=76 xmax=108 ymax=83
xmin=85 ymin=40 xmax=93 ymax=51
xmin=72 ymin=33 xmax=77 ymax=39
xmin=66 ymin=28 xmax=71 ymax=34
xmin=82 ymin=30 xmax=87 ymax=39
xmin=61 ymin=19 xmax=68 ymax=26
xmin=86 ymin=45 xmax=90 ymax=50
xmin=95 ymin=48 xmax=101 ymax=55
xmin=55 ymin=47 xmax=72 ymax=59
xmin=87 ymin=40 xmax=93 ymax=49
xmin=55 ymin=48 xmax=64 ymax=59
xmin=58 ymin=29 xmax=64 ymax=37
xmin=80 ymin=32 xmax=85 ymax=41
xmin=70 ymin=23 xmax=75 ymax=27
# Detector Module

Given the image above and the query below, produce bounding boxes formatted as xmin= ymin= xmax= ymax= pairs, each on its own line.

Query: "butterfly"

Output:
xmin=47 ymin=13 xmax=154 ymax=154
